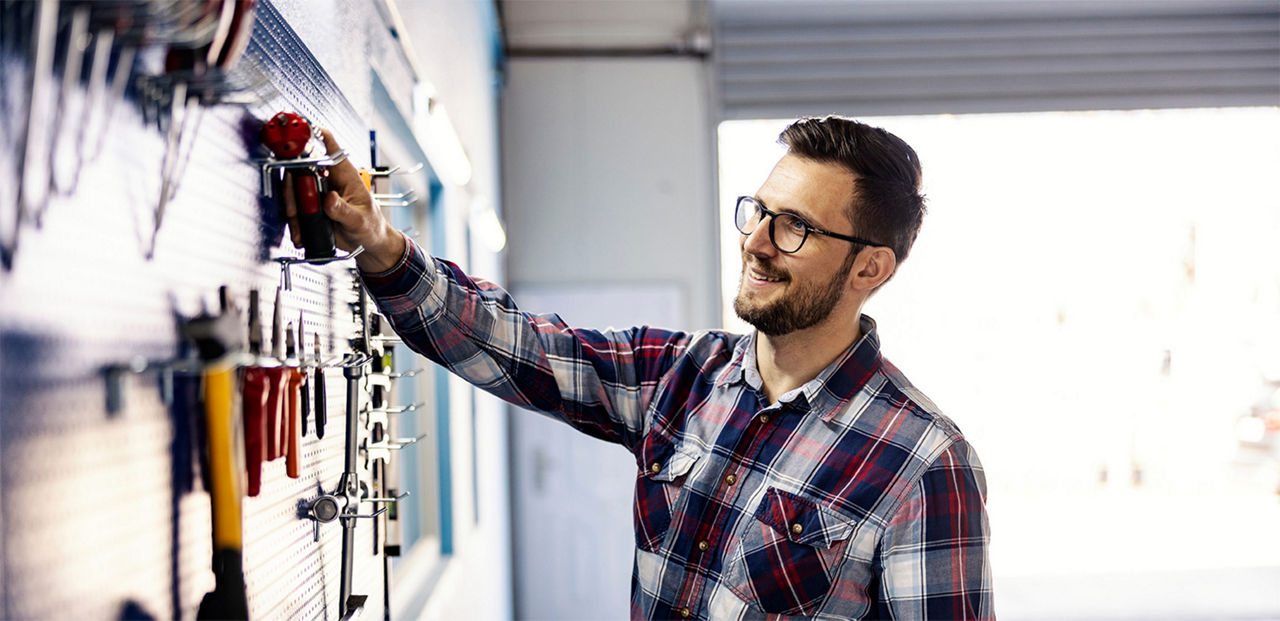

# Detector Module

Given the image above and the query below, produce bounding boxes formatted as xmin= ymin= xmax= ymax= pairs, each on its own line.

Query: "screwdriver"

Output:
xmin=284 ymin=322 xmax=303 ymax=479
xmin=314 ymin=333 xmax=327 ymax=439
xmin=241 ymin=290 xmax=269 ymax=496
xmin=299 ymin=312 xmax=310 ymax=437
xmin=264 ymin=286 xmax=287 ymax=461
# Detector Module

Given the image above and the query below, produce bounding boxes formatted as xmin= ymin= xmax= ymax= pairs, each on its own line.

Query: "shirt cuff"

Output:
xmin=359 ymin=234 xmax=415 ymax=284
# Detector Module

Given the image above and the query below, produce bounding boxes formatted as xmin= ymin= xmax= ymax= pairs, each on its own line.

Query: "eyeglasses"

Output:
xmin=733 ymin=195 xmax=885 ymax=254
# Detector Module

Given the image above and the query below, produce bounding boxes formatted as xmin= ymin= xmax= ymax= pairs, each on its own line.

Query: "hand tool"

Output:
xmin=187 ymin=287 xmax=249 ymax=620
xmin=242 ymin=289 xmax=269 ymax=496
xmin=147 ymin=0 xmax=223 ymax=257
xmin=284 ymin=321 xmax=303 ymax=478
xmin=314 ymin=332 xmax=326 ymax=439
xmin=145 ymin=0 xmax=257 ymax=259
xmin=264 ymin=286 xmax=287 ymax=461
xmin=1 ymin=0 xmax=58 ymax=270
xmin=261 ymin=111 xmax=336 ymax=259
xmin=171 ymin=368 xmax=204 ymax=497
xmin=339 ymin=353 xmax=366 ymax=617
xmin=47 ymin=3 xmax=91 ymax=197
xmin=299 ymin=312 xmax=310 ymax=437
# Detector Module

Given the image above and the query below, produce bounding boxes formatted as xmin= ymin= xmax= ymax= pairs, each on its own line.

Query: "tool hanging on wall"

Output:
xmin=260 ymin=111 xmax=363 ymax=290
xmin=284 ymin=321 xmax=304 ymax=478
xmin=242 ymin=289 xmax=271 ymax=497
xmin=264 ymin=285 xmax=287 ymax=463
xmin=138 ymin=0 xmax=259 ymax=259
xmin=314 ymin=332 xmax=327 ymax=439
xmin=0 ymin=0 xmax=261 ymax=268
xmin=184 ymin=286 xmax=251 ymax=621
xmin=1 ymin=0 xmax=58 ymax=270
xmin=298 ymin=313 xmax=311 ymax=437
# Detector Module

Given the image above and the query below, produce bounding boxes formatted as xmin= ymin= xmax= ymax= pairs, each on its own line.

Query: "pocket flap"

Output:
xmin=754 ymin=488 xmax=855 ymax=548
xmin=647 ymin=445 xmax=700 ymax=482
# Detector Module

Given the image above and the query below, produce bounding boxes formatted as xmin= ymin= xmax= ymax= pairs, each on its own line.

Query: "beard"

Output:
xmin=733 ymin=251 xmax=857 ymax=336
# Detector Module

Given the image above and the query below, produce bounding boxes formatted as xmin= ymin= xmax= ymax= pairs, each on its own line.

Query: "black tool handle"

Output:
xmin=293 ymin=168 xmax=336 ymax=259
xmin=315 ymin=367 xmax=327 ymax=439
xmin=301 ymin=370 xmax=311 ymax=436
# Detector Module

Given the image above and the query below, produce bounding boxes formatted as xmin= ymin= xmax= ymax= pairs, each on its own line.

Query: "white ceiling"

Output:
xmin=498 ymin=0 xmax=707 ymax=52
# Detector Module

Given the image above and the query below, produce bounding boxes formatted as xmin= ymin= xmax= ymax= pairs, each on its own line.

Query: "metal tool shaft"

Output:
xmin=339 ymin=358 xmax=365 ymax=616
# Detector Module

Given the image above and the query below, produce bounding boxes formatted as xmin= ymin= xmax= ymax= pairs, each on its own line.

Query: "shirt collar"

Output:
xmin=716 ymin=316 xmax=883 ymax=421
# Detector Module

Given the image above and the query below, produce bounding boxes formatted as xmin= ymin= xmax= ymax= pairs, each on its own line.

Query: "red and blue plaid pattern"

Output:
xmin=363 ymin=239 xmax=993 ymax=619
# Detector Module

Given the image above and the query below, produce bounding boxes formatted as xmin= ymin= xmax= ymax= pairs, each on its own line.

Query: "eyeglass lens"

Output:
xmin=735 ymin=198 xmax=807 ymax=253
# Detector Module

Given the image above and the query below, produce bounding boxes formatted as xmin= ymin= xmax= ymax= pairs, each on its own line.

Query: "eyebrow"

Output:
xmin=754 ymin=196 xmax=819 ymax=226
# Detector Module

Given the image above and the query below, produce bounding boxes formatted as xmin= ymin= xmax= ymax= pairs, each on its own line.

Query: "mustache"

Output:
xmin=743 ymin=257 xmax=788 ymax=281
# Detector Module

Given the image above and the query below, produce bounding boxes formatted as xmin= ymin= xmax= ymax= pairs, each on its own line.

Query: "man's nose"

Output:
xmin=742 ymin=221 xmax=777 ymax=258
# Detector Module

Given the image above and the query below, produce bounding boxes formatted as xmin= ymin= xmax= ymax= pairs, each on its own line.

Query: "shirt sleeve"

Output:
xmin=875 ymin=437 xmax=994 ymax=619
xmin=360 ymin=238 xmax=692 ymax=451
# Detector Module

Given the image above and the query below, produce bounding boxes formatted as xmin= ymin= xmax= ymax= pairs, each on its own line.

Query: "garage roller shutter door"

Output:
xmin=713 ymin=0 xmax=1280 ymax=119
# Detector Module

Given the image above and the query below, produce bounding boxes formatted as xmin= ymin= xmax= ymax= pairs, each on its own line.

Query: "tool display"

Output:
xmin=0 ymin=0 xmax=261 ymax=268
xmin=143 ymin=0 xmax=259 ymax=258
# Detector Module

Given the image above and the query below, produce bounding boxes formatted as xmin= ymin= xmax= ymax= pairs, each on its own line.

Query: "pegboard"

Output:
xmin=0 ymin=1 xmax=429 ymax=619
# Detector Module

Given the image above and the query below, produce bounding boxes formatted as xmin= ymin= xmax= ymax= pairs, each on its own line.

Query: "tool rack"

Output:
xmin=0 ymin=1 xmax=440 ymax=618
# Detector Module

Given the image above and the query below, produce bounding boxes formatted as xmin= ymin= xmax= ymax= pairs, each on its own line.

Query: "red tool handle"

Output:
xmin=241 ymin=367 xmax=270 ymax=496
xmin=264 ymin=367 xmax=287 ymax=461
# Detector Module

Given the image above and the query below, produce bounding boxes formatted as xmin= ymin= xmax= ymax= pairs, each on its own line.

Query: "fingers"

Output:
xmin=322 ymin=189 xmax=357 ymax=227
xmin=280 ymin=171 xmax=302 ymax=248
xmin=319 ymin=128 xmax=365 ymax=192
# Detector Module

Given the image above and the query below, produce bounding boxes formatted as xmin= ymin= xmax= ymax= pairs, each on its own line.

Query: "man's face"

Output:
xmin=733 ymin=154 xmax=860 ymax=336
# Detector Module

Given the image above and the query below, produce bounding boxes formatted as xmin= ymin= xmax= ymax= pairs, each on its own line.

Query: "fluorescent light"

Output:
xmin=469 ymin=197 xmax=506 ymax=253
xmin=413 ymin=84 xmax=472 ymax=187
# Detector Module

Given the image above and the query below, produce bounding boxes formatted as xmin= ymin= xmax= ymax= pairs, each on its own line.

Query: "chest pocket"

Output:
xmin=633 ymin=441 xmax=700 ymax=553
xmin=728 ymin=487 xmax=857 ymax=616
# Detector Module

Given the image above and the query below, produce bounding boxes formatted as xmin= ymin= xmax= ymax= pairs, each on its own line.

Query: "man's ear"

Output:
xmin=850 ymin=247 xmax=897 ymax=292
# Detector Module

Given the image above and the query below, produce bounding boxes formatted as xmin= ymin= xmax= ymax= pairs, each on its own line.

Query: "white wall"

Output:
xmin=502 ymin=58 xmax=719 ymax=331
xmin=500 ymin=56 xmax=717 ymax=618
xmin=392 ymin=2 xmax=512 ymax=619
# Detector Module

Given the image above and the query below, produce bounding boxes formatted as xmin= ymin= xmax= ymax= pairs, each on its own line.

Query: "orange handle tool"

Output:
xmin=285 ymin=367 xmax=304 ymax=478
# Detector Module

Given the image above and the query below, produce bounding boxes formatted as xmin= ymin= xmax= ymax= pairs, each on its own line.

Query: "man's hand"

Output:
xmin=281 ymin=129 xmax=406 ymax=273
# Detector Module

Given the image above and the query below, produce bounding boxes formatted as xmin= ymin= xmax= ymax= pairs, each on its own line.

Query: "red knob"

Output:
xmin=261 ymin=111 xmax=313 ymax=159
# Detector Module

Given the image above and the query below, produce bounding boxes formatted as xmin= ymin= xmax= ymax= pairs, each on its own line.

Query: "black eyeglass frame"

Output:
xmin=734 ymin=195 xmax=887 ymax=254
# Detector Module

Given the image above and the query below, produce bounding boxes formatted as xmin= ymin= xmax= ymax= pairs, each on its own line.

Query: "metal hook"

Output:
xmin=362 ymin=491 xmax=410 ymax=504
xmin=367 ymin=162 xmax=424 ymax=177
xmin=274 ymin=246 xmax=365 ymax=291
xmin=259 ymin=149 xmax=349 ymax=198
xmin=371 ymin=189 xmax=416 ymax=208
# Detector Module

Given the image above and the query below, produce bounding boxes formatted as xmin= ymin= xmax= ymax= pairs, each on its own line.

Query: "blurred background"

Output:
xmin=1 ymin=0 xmax=1277 ymax=619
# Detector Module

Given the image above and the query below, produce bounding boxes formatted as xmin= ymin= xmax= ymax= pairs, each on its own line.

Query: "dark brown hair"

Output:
xmin=778 ymin=116 xmax=926 ymax=272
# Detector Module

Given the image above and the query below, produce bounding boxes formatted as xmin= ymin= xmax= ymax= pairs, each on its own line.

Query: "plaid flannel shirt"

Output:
xmin=363 ymin=239 xmax=993 ymax=620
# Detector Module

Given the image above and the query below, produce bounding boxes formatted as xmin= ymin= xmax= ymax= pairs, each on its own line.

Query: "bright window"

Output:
xmin=719 ymin=108 xmax=1280 ymax=617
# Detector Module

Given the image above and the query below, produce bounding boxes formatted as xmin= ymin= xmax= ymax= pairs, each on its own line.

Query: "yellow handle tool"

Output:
xmin=204 ymin=363 xmax=244 ymax=551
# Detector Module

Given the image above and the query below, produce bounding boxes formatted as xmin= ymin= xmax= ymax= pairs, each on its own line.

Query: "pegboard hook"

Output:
xmin=274 ymin=246 xmax=364 ymax=290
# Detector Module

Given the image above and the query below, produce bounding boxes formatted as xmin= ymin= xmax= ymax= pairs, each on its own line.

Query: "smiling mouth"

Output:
xmin=746 ymin=264 xmax=787 ymax=284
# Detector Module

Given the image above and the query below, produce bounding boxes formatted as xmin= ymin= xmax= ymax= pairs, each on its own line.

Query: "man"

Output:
xmin=289 ymin=116 xmax=992 ymax=619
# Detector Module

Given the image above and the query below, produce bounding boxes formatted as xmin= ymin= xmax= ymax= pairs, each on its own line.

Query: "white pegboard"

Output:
xmin=0 ymin=1 xmax=422 ymax=619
